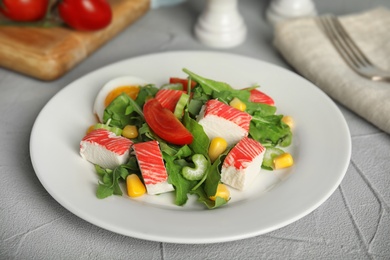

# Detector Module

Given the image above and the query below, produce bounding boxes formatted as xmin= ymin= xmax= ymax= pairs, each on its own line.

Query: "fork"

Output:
xmin=318 ymin=14 xmax=390 ymax=82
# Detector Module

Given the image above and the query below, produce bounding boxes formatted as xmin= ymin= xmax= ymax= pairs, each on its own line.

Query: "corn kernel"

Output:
xmin=273 ymin=153 xmax=294 ymax=169
xmin=86 ymin=125 xmax=95 ymax=134
xmin=282 ymin=116 xmax=294 ymax=129
xmin=229 ymin=97 xmax=246 ymax=111
xmin=209 ymin=183 xmax=230 ymax=201
xmin=208 ymin=137 xmax=228 ymax=162
xmin=126 ymin=174 xmax=146 ymax=197
xmin=122 ymin=125 xmax=138 ymax=139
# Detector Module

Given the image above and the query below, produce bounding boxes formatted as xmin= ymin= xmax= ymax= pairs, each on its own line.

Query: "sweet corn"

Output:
xmin=86 ymin=125 xmax=95 ymax=134
xmin=126 ymin=174 xmax=146 ymax=197
xmin=273 ymin=152 xmax=294 ymax=169
xmin=209 ymin=183 xmax=230 ymax=201
xmin=122 ymin=125 xmax=138 ymax=139
xmin=282 ymin=116 xmax=294 ymax=129
xmin=208 ymin=137 xmax=228 ymax=162
xmin=229 ymin=97 xmax=246 ymax=111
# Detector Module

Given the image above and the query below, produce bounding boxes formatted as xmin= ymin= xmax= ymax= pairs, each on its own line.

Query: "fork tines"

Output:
xmin=318 ymin=14 xmax=390 ymax=82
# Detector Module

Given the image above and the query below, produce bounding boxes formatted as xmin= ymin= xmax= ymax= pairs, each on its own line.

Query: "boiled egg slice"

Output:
xmin=93 ymin=76 xmax=149 ymax=123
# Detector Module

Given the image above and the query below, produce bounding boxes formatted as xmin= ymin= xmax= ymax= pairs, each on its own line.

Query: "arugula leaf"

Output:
xmin=245 ymin=102 xmax=277 ymax=117
xmin=103 ymin=93 xmax=144 ymax=129
xmin=249 ymin=115 xmax=292 ymax=147
xmin=183 ymin=68 xmax=233 ymax=94
xmin=160 ymin=143 xmax=192 ymax=158
xmin=191 ymin=187 xmax=228 ymax=209
xmin=183 ymin=111 xmax=209 ymax=156
xmin=96 ymin=185 xmax=114 ymax=199
xmin=95 ymin=164 xmax=130 ymax=199
xmin=135 ymin=84 xmax=159 ymax=107
xmin=203 ymin=152 xmax=226 ymax=197
xmin=212 ymin=89 xmax=250 ymax=104
xmin=163 ymin=153 xmax=197 ymax=206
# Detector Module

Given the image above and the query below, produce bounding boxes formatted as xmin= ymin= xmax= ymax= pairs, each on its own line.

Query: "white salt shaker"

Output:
xmin=266 ymin=0 xmax=317 ymax=25
xmin=194 ymin=0 xmax=247 ymax=48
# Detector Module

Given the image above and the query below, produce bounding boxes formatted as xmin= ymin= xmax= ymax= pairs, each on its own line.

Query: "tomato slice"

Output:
xmin=169 ymin=77 xmax=197 ymax=91
xmin=143 ymin=99 xmax=193 ymax=145
xmin=248 ymin=89 xmax=275 ymax=106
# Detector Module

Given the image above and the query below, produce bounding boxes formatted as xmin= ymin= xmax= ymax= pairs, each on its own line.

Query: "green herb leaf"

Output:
xmin=183 ymin=111 xmax=209 ymax=157
xmin=183 ymin=68 xmax=233 ymax=94
xmin=164 ymin=153 xmax=197 ymax=206
xmin=250 ymin=115 xmax=292 ymax=147
xmin=191 ymin=187 xmax=228 ymax=209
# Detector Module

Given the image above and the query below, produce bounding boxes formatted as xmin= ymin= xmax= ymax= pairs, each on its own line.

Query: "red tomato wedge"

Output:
xmin=143 ymin=99 xmax=193 ymax=145
xmin=169 ymin=77 xmax=197 ymax=91
xmin=248 ymin=89 xmax=275 ymax=106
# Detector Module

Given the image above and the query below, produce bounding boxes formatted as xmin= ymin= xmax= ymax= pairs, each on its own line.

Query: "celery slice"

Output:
xmin=174 ymin=93 xmax=190 ymax=119
xmin=182 ymin=154 xmax=208 ymax=181
xmin=262 ymin=147 xmax=284 ymax=170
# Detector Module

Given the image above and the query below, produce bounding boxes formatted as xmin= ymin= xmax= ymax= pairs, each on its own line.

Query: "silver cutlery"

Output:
xmin=318 ymin=14 xmax=390 ymax=82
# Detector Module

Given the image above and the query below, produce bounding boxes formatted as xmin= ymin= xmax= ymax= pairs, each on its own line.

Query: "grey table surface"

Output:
xmin=1 ymin=0 xmax=390 ymax=259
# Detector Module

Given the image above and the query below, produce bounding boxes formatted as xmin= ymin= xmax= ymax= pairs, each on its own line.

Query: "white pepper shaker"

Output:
xmin=266 ymin=0 xmax=317 ymax=25
xmin=194 ymin=0 xmax=247 ymax=48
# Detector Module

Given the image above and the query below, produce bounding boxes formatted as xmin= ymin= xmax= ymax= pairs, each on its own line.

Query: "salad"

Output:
xmin=79 ymin=69 xmax=294 ymax=209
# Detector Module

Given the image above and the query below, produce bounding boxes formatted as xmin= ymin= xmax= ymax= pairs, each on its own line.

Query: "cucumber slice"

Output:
xmin=262 ymin=147 xmax=284 ymax=170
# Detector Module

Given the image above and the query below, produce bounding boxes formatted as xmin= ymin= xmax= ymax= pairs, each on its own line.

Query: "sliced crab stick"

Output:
xmin=80 ymin=129 xmax=133 ymax=169
xmin=221 ymin=137 xmax=265 ymax=191
xmin=155 ymin=89 xmax=186 ymax=112
xmin=132 ymin=140 xmax=174 ymax=195
xmin=248 ymin=89 xmax=274 ymax=106
xmin=197 ymin=99 xmax=252 ymax=146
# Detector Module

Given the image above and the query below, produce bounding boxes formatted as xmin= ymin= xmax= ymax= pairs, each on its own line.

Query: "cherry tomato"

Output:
xmin=248 ymin=89 xmax=275 ymax=106
xmin=169 ymin=77 xmax=197 ymax=91
xmin=143 ymin=99 xmax=193 ymax=145
xmin=58 ymin=0 xmax=112 ymax=31
xmin=0 ymin=0 xmax=49 ymax=22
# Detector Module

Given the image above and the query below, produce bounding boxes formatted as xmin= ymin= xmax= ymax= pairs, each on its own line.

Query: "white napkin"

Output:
xmin=273 ymin=8 xmax=390 ymax=134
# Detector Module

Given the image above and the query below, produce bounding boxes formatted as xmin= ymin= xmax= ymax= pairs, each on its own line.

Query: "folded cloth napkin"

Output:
xmin=274 ymin=7 xmax=390 ymax=134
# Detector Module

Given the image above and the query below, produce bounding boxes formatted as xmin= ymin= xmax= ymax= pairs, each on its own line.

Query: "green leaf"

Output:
xmin=191 ymin=187 xmax=228 ymax=209
xmin=164 ymin=153 xmax=197 ymax=206
xmin=183 ymin=68 xmax=233 ymax=94
xmin=94 ymin=164 xmax=130 ymax=199
xmin=96 ymin=184 xmax=114 ymax=199
xmin=103 ymin=93 xmax=141 ymax=128
xmin=250 ymin=115 xmax=292 ymax=147
xmin=204 ymin=152 xmax=225 ymax=197
xmin=135 ymin=84 xmax=159 ymax=107
xmin=183 ymin=111 xmax=209 ymax=156
xmin=245 ymin=102 xmax=277 ymax=117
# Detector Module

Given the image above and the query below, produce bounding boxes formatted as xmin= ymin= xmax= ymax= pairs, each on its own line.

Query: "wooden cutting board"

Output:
xmin=0 ymin=0 xmax=150 ymax=81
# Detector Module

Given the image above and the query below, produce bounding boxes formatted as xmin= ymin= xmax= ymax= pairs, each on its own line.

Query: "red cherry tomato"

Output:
xmin=169 ymin=77 xmax=197 ymax=91
xmin=58 ymin=0 xmax=112 ymax=31
xmin=0 ymin=0 xmax=49 ymax=22
xmin=143 ymin=99 xmax=193 ymax=145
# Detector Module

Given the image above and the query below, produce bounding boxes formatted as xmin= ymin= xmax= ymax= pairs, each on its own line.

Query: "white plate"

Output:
xmin=30 ymin=51 xmax=351 ymax=244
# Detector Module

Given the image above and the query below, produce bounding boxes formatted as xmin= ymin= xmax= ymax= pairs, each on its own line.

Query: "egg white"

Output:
xmin=93 ymin=76 xmax=149 ymax=123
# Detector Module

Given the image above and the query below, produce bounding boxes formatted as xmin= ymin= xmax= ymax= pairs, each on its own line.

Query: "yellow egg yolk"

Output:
xmin=104 ymin=86 xmax=140 ymax=107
